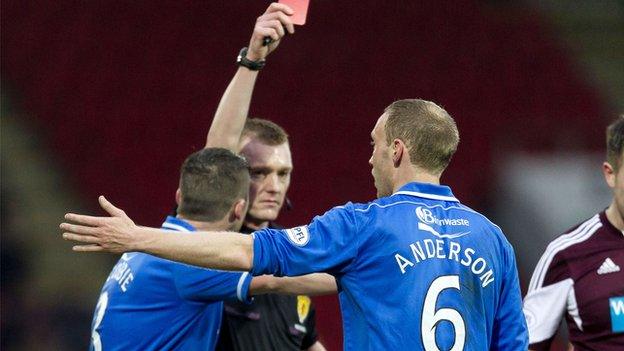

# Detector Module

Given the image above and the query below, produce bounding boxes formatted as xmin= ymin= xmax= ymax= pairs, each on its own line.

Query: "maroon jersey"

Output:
xmin=523 ymin=211 xmax=624 ymax=350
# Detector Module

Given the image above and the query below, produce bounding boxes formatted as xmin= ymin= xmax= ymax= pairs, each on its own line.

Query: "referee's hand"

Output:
xmin=61 ymin=196 xmax=140 ymax=254
xmin=247 ymin=3 xmax=295 ymax=62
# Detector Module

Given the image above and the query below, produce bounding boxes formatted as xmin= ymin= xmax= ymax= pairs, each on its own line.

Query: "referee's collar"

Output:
xmin=161 ymin=216 xmax=196 ymax=232
xmin=392 ymin=182 xmax=459 ymax=202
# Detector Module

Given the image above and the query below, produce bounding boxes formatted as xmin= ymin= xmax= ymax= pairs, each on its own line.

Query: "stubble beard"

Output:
xmin=246 ymin=206 xmax=280 ymax=229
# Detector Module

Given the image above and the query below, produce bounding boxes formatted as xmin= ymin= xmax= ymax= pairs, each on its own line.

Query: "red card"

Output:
xmin=279 ymin=0 xmax=310 ymax=25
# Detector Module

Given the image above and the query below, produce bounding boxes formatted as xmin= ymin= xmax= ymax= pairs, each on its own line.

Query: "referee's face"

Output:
xmin=369 ymin=114 xmax=393 ymax=198
xmin=239 ymin=138 xmax=293 ymax=228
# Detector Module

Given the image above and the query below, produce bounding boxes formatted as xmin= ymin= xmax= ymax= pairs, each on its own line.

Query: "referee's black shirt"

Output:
xmin=216 ymin=224 xmax=320 ymax=351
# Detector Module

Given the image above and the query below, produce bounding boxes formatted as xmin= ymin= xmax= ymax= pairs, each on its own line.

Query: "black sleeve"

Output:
xmin=301 ymin=301 xmax=319 ymax=350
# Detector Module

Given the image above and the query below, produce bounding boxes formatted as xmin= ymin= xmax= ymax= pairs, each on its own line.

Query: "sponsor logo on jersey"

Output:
xmin=285 ymin=226 xmax=310 ymax=246
xmin=415 ymin=207 xmax=471 ymax=239
xmin=416 ymin=206 xmax=470 ymax=227
xmin=609 ymin=296 xmax=624 ymax=332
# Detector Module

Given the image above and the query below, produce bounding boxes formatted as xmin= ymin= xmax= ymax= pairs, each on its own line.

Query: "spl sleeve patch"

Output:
xmin=610 ymin=296 xmax=624 ymax=333
xmin=285 ymin=226 xmax=310 ymax=246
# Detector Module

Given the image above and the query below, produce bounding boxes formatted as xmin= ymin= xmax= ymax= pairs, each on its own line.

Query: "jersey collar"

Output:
xmin=599 ymin=210 xmax=624 ymax=239
xmin=392 ymin=182 xmax=459 ymax=202
xmin=161 ymin=216 xmax=196 ymax=232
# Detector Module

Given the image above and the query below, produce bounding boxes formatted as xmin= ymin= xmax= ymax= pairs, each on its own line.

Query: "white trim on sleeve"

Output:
xmin=566 ymin=283 xmax=583 ymax=331
xmin=528 ymin=215 xmax=600 ymax=292
xmin=236 ymin=272 xmax=250 ymax=301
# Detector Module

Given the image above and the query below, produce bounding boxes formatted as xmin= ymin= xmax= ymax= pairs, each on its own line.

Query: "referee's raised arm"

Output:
xmin=205 ymin=2 xmax=294 ymax=152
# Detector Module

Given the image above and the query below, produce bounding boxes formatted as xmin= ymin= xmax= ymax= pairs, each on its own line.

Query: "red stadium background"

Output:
xmin=1 ymin=1 xmax=615 ymax=349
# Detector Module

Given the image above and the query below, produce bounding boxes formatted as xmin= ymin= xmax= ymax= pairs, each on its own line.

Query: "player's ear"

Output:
xmin=175 ymin=188 xmax=182 ymax=206
xmin=603 ymin=162 xmax=617 ymax=188
xmin=233 ymin=198 xmax=248 ymax=221
xmin=392 ymin=139 xmax=404 ymax=166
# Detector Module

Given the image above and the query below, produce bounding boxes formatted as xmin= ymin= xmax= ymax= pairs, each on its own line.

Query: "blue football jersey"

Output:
xmin=89 ymin=216 xmax=253 ymax=351
xmin=252 ymin=182 xmax=528 ymax=350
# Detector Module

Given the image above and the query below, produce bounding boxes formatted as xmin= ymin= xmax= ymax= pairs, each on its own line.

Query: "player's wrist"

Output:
xmin=130 ymin=226 xmax=156 ymax=253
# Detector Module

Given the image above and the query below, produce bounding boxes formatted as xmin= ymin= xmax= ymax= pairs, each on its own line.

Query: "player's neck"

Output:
xmin=176 ymin=215 xmax=233 ymax=232
xmin=605 ymin=201 xmax=624 ymax=232
xmin=393 ymin=167 xmax=440 ymax=193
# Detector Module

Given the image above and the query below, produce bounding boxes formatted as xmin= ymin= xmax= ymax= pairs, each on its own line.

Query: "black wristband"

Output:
xmin=236 ymin=47 xmax=265 ymax=71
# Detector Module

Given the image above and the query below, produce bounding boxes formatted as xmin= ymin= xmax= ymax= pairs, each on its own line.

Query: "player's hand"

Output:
xmin=246 ymin=2 xmax=295 ymax=61
xmin=61 ymin=196 xmax=140 ymax=254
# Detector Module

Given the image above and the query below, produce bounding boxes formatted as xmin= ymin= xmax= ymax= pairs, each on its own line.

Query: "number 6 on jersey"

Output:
xmin=422 ymin=275 xmax=466 ymax=351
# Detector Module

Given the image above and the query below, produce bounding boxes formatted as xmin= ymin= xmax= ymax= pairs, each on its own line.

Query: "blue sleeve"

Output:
xmin=491 ymin=244 xmax=529 ymax=350
xmin=172 ymin=263 xmax=252 ymax=303
xmin=251 ymin=203 xmax=359 ymax=277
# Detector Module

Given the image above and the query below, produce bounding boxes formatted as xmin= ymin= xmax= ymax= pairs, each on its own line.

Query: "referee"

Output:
xmin=208 ymin=4 xmax=333 ymax=350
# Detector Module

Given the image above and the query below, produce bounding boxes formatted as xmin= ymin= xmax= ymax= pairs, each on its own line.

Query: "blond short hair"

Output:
xmin=384 ymin=99 xmax=459 ymax=174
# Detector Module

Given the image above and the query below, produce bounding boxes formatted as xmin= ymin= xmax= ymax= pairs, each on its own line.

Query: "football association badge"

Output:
xmin=297 ymin=295 xmax=311 ymax=323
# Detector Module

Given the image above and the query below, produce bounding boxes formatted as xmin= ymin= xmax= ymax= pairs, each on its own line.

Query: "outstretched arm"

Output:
xmin=62 ymin=197 xmax=358 ymax=278
xmin=61 ymin=197 xmax=339 ymax=299
xmin=205 ymin=2 xmax=294 ymax=151
xmin=61 ymin=196 xmax=254 ymax=271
